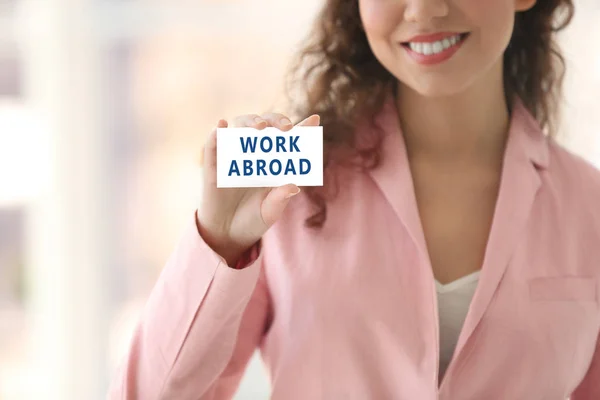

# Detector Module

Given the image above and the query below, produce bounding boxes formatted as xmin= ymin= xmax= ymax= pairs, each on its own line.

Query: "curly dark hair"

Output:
xmin=282 ymin=0 xmax=575 ymax=229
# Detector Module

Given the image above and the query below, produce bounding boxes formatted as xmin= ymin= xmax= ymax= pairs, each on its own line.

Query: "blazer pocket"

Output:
xmin=528 ymin=276 xmax=597 ymax=302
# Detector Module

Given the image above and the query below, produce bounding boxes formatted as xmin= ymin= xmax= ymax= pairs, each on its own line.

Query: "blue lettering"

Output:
xmin=276 ymin=136 xmax=286 ymax=152
xmin=284 ymin=159 xmax=297 ymax=175
xmin=260 ymin=137 xmax=273 ymax=153
xmin=240 ymin=137 xmax=257 ymax=153
xmin=257 ymin=159 xmax=267 ymax=175
xmin=243 ymin=160 xmax=254 ymax=176
xmin=290 ymin=136 xmax=300 ymax=152
xmin=269 ymin=159 xmax=282 ymax=175
xmin=228 ymin=160 xmax=240 ymax=176
xmin=300 ymin=159 xmax=311 ymax=174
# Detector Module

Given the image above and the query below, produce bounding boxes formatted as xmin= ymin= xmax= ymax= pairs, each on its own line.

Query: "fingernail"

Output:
xmin=285 ymin=188 xmax=301 ymax=199
xmin=254 ymin=117 xmax=265 ymax=125
xmin=280 ymin=118 xmax=292 ymax=126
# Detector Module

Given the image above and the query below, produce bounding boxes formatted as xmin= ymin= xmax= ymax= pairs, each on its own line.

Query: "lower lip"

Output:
xmin=402 ymin=34 xmax=469 ymax=66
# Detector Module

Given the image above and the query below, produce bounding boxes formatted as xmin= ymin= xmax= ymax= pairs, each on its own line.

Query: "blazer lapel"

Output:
xmin=452 ymin=100 xmax=549 ymax=358
xmin=368 ymin=95 xmax=431 ymax=266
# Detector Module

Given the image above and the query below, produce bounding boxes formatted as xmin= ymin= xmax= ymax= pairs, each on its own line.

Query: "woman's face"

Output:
xmin=358 ymin=0 xmax=536 ymax=97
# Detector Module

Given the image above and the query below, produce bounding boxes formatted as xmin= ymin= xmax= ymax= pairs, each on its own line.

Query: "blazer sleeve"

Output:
xmin=571 ymin=330 xmax=600 ymax=400
xmin=107 ymin=213 xmax=271 ymax=399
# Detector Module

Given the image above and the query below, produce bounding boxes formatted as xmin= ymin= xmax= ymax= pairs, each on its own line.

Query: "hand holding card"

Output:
xmin=197 ymin=113 xmax=321 ymax=267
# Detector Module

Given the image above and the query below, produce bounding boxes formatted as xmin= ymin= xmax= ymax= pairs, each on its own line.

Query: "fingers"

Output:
xmin=230 ymin=113 xmax=321 ymax=131
xmin=259 ymin=113 xmax=321 ymax=130
xmin=260 ymin=184 xmax=301 ymax=227
xmin=259 ymin=113 xmax=294 ymax=131
xmin=231 ymin=114 xmax=268 ymax=129
xmin=296 ymin=114 xmax=321 ymax=127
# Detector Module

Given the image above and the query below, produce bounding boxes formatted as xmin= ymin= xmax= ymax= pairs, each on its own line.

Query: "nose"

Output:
xmin=404 ymin=0 xmax=449 ymax=22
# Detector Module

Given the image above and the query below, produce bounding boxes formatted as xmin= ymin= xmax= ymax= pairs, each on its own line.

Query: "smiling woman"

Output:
xmin=4 ymin=0 xmax=595 ymax=399
xmin=104 ymin=0 xmax=600 ymax=398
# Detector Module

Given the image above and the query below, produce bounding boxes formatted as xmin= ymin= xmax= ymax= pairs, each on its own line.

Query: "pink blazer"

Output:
xmin=108 ymin=96 xmax=600 ymax=399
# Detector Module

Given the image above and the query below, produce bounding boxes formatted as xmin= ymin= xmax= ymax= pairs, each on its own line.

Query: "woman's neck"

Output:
xmin=395 ymin=61 xmax=510 ymax=168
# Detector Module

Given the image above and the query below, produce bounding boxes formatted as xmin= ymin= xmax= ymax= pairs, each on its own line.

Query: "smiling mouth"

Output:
xmin=401 ymin=32 xmax=470 ymax=56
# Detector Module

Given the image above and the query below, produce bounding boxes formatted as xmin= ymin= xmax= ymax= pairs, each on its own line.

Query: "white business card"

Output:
xmin=216 ymin=126 xmax=323 ymax=188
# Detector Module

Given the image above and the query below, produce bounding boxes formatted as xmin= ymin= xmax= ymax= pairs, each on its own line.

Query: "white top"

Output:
xmin=435 ymin=271 xmax=480 ymax=381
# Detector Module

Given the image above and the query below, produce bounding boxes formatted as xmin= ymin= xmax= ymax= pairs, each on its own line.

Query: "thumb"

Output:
xmin=261 ymin=184 xmax=301 ymax=227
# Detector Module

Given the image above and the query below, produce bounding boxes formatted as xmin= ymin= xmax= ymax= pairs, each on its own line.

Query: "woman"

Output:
xmin=109 ymin=0 xmax=600 ymax=398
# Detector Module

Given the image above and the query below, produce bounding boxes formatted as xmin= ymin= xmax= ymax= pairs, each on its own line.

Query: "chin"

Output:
xmin=398 ymin=75 xmax=473 ymax=99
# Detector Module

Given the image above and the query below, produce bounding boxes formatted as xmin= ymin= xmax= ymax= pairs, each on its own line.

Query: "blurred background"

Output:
xmin=0 ymin=0 xmax=598 ymax=399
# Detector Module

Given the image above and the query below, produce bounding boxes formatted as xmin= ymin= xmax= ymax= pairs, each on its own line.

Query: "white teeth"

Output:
xmin=423 ymin=43 xmax=433 ymax=55
xmin=408 ymin=34 xmax=463 ymax=56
